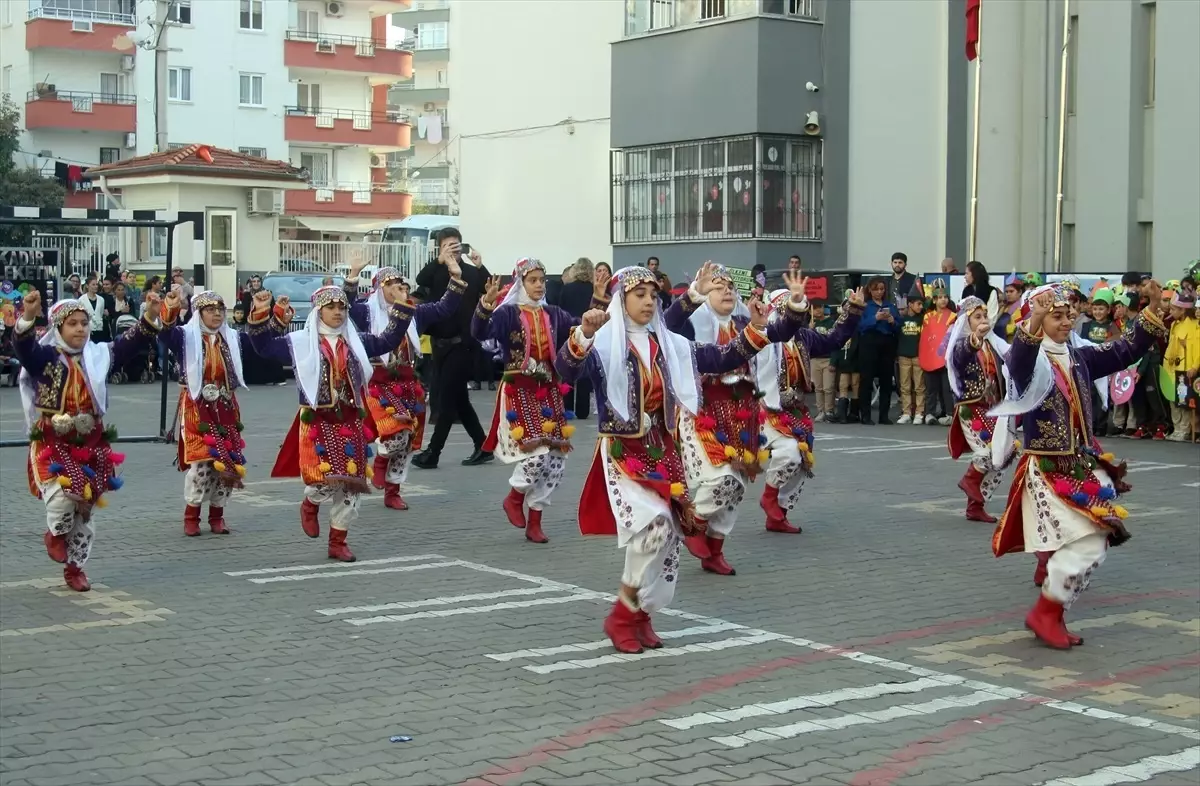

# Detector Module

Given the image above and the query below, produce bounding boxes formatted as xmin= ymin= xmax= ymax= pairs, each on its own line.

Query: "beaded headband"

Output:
xmin=311 ymin=285 xmax=348 ymax=309
xmin=610 ymin=266 xmax=658 ymax=294
xmin=768 ymin=288 xmax=792 ymax=309
xmin=514 ymin=258 xmax=545 ymax=279
xmin=372 ymin=267 xmax=402 ymax=288
xmin=49 ymin=299 xmax=86 ymax=327
xmin=958 ymin=295 xmax=985 ymax=315
xmin=191 ymin=290 xmax=224 ymax=311
xmin=707 ymin=264 xmax=734 ymax=284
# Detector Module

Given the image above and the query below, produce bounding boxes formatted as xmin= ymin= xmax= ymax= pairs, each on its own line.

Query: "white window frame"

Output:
xmin=297 ymin=83 xmax=321 ymax=111
xmin=297 ymin=8 xmax=320 ymax=37
xmin=168 ymin=66 xmax=192 ymax=102
xmin=1 ymin=0 xmax=11 ymax=26
xmin=2 ymin=66 xmax=11 ymax=97
xmin=417 ymin=21 xmax=447 ymax=50
xmin=99 ymin=147 xmax=121 ymax=165
xmin=167 ymin=0 xmax=192 ymax=25
xmin=238 ymin=72 xmax=264 ymax=107
xmin=238 ymin=147 xmax=267 ymax=158
xmin=207 ymin=210 xmax=237 ymax=268
xmin=239 ymin=0 xmax=264 ymax=31
xmin=299 ymin=151 xmax=332 ymax=187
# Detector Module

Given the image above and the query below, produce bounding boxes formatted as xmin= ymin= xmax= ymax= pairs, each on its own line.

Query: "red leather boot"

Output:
xmin=959 ymin=467 xmax=996 ymax=522
xmin=208 ymin=506 xmax=230 ymax=534
xmin=525 ymin=509 xmax=548 ymax=543
xmin=635 ymin=610 xmax=663 ymax=649
xmin=1025 ymin=594 xmax=1071 ymax=649
xmin=603 ymin=600 xmax=643 ymax=654
xmin=300 ymin=498 xmax=321 ymax=538
xmin=503 ymin=488 xmax=526 ymax=529
xmin=327 ymin=528 xmax=356 ymax=562
xmin=1058 ymin=605 xmax=1083 ymax=646
xmin=184 ymin=503 xmax=202 ymax=536
xmin=371 ymin=454 xmax=388 ymax=490
xmin=383 ymin=483 xmax=409 ymax=510
xmin=64 ymin=563 xmax=91 ymax=592
xmin=683 ymin=530 xmax=711 ymax=559
xmin=44 ymin=531 xmax=67 ymax=563
xmin=761 ymin=485 xmax=801 ymax=533
xmin=701 ymin=536 xmax=736 ymax=575
xmin=1033 ymin=551 xmax=1051 ymax=587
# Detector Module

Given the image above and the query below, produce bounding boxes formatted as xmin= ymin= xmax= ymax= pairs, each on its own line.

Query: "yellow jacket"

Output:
xmin=1164 ymin=315 xmax=1200 ymax=374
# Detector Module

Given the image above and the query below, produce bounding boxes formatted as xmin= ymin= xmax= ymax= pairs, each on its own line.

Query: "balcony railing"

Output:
xmin=285 ymin=29 xmax=411 ymax=54
xmin=285 ymin=106 xmax=409 ymax=127
xmin=26 ymin=89 xmax=137 ymax=109
xmin=28 ymin=4 xmax=136 ymax=25
xmin=396 ymin=0 xmax=449 ymax=10
xmin=624 ymin=0 xmax=819 ymax=37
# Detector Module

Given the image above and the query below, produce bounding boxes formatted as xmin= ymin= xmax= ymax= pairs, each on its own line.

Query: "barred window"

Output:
xmin=611 ymin=135 xmax=822 ymax=244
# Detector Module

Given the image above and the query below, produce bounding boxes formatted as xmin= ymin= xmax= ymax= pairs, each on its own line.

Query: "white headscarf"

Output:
xmin=18 ymin=299 xmax=113 ymax=429
xmin=183 ymin=291 xmax=245 ymax=401
xmin=595 ymin=266 xmax=700 ymax=422
xmin=686 ymin=265 xmax=751 ymax=344
xmin=287 ymin=286 xmax=372 ymax=408
xmin=946 ymin=297 xmax=1011 ymax=398
xmin=499 ymin=258 xmax=547 ymax=310
xmin=756 ymin=288 xmax=803 ymax=412
xmin=367 ymin=270 xmax=420 ymax=363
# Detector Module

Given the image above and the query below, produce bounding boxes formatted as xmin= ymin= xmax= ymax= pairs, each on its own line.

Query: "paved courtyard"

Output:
xmin=1 ymin=381 xmax=1198 ymax=786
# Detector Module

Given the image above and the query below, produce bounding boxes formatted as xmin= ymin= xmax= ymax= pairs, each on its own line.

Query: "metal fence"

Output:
xmin=33 ymin=230 xmax=124 ymax=279
xmin=277 ymin=239 xmax=433 ymax=282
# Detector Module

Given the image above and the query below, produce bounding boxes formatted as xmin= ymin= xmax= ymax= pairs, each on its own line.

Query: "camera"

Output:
xmin=805 ymin=81 xmax=820 ymax=93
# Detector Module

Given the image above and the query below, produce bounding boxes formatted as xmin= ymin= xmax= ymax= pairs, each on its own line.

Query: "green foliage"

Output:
xmin=1 ymin=95 xmax=67 ymax=245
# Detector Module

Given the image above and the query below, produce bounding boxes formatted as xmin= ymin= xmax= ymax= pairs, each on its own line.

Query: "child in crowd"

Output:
xmin=1078 ymin=288 xmax=1116 ymax=436
xmin=1163 ymin=292 xmax=1199 ymax=442
xmin=896 ymin=297 xmax=925 ymax=424
xmin=829 ymin=292 xmax=860 ymax=424
xmin=809 ymin=300 xmax=837 ymax=422
xmin=921 ymin=284 xmax=956 ymax=425
xmin=1108 ymin=293 xmax=1138 ymax=437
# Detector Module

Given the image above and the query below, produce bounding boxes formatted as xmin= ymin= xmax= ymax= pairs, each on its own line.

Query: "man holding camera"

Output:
xmin=411 ymin=228 xmax=493 ymax=469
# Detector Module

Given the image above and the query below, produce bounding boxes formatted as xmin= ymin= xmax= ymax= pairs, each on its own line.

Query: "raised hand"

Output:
xmin=163 ymin=287 xmax=182 ymax=309
xmin=145 ymin=291 xmax=163 ymax=313
xmin=783 ymin=270 xmax=808 ymax=299
xmin=469 ymin=249 xmax=482 ymax=268
xmin=482 ymin=275 xmax=502 ymax=306
xmin=694 ymin=261 xmax=720 ymax=296
xmin=846 ymin=287 xmax=866 ymax=308
xmin=439 ymin=242 xmax=460 ymax=266
xmin=749 ymin=298 xmax=769 ymax=328
xmin=973 ymin=319 xmax=991 ymax=338
xmin=1030 ymin=290 xmax=1054 ymax=318
xmin=276 ymin=295 xmax=291 ymax=311
xmin=580 ymin=308 xmax=609 ymax=338
xmin=22 ymin=289 xmax=42 ymax=321
xmin=593 ymin=267 xmax=612 ymax=298
xmin=445 ymin=253 xmax=462 ymax=281
xmin=253 ymin=289 xmax=273 ymax=308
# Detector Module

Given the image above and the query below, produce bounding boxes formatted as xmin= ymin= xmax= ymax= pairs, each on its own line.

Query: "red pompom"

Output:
xmin=535 ymin=388 xmax=549 ymax=401
xmin=625 ymin=457 xmax=645 ymax=474
xmin=109 ymin=451 xmax=126 ymax=465
xmin=38 ymin=447 xmax=53 ymax=462
xmin=307 ymin=428 xmax=320 ymax=442
xmin=1053 ymin=479 xmax=1072 ymax=496
xmin=391 ymin=383 xmax=404 ymax=396
xmin=368 ymin=384 xmax=380 ymax=397
xmin=70 ymin=447 xmax=92 ymax=462
xmin=202 ymin=434 xmax=217 ymax=446
xmin=1081 ymin=480 xmax=1101 ymax=497
xmin=338 ymin=426 xmax=355 ymax=438
xmin=414 ymin=384 xmax=425 ymax=399
xmin=970 ymin=418 xmax=985 ymax=432
xmin=735 ymin=408 xmax=751 ymax=420
xmin=558 ymin=382 xmax=571 ymax=396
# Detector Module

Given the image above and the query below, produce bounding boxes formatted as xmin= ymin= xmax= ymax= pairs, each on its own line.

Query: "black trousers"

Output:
xmin=563 ymin=378 xmax=592 ymax=419
xmin=424 ymin=339 xmax=486 ymax=455
xmin=857 ymin=331 xmax=897 ymax=421
xmin=924 ymin=367 xmax=954 ymax=418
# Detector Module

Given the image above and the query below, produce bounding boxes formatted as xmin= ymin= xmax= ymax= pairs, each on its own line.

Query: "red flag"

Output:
xmin=966 ymin=0 xmax=981 ymax=60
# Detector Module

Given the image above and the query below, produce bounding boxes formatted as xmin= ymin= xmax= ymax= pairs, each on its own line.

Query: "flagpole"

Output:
xmin=1052 ymin=0 xmax=1071 ymax=272
xmin=968 ymin=0 xmax=983 ymax=263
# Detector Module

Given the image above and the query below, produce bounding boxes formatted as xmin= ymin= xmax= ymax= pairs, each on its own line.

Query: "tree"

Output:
xmin=0 ymin=95 xmax=67 ymax=245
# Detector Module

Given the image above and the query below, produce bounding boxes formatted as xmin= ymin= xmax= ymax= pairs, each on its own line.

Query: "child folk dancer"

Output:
xmin=473 ymin=258 xmax=610 ymax=544
xmin=662 ymin=263 xmax=804 ymax=575
xmin=759 ymin=284 xmax=866 ymax=533
xmin=946 ymin=296 xmax=1016 ymax=523
xmin=990 ymin=282 xmax=1167 ymax=649
xmin=995 ymin=272 xmax=1029 ymax=340
xmin=1163 ymin=291 xmax=1199 ymax=442
xmin=163 ymin=291 xmax=247 ymax=536
xmin=15 ymin=289 xmax=169 ymax=591
xmin=248 ymin=283 xmax=421 ymax=562
xmin=556 ymin=266 xmax=774 ymax=653
xmin=350 ymin=266 xmax=464 ymax=510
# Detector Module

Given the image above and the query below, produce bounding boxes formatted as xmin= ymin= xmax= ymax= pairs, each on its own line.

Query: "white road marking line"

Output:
xmin=345 ymin=592 xmax=604 ymax=626
xmin=249 ymin=561 xmax=459 ymax=584
xmin=710 ymin=690 xmax=1003 ymax=749
xmin=484 ymin=622 xmax=747 ymax=662
xmin=238 ymin=478 xmax=446 ymax=497
xmin=1184 ymin=482 xmax=1200 ymax=488
xmin=660 ymin=677 xmax=959 ymax=730
xmin=825 ymin=444 xmax=944 ymax=455
xmin=524 ymin=632 xmax=788 ymax=675
xmin=1039 ymin=746 xmax=1200 ymax=786
xmin=316 ymin=585 xmax=563 ymax=616
xmin=1124 ymin=462 xmax=1192 ymax=473
xmin=226 ymin=554 xmax=445 ymax=576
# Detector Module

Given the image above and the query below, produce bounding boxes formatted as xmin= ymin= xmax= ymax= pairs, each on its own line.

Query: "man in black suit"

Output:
xmin=411 ymin=227 xmax=493 ymax=469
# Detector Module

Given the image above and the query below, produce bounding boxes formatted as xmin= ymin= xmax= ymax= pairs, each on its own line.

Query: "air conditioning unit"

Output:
xmin=423 ymin=102 xmax=436 ymax=111
xmin=120 ymin=54 xmax=135 ymax=71
xmin=369 ymin=154 xmax=386 ymax=169
xmin=72 ymin=19 xmax=94 ymax=32
xmin=124 ymin=132 xmax=137 ymax=149
xmin=249 ymin=188 xmax=285 ymax=215
xmin=324 ymin=1 xmax=344 ymax=16
xmin=316 ymin=39 xmax=335 ymax=53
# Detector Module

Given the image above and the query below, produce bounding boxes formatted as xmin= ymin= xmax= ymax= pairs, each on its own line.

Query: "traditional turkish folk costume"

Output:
xmin=162 ymin=291 xmax=247 ymax=536
xmin=946 ymin=296 xmax=1018 ymax=523
xmin=758 ymin=289 xmax=863 ymax=533
xmin=556 ymin=266 xmax=772 ymax=654
xmin=662 ymin=268 xmax=800 ymax=575
xmin=15 ymin=300 xmax=162 ymax=591
xmin=989 ymin=284 xmax=1166 ymax=649
xmin=249 ymin=285 xmax=414 ymax=562
xmin=474 ymin=258 xmax=607 ymax=544
xmin=349 ymin=267 xmax=464 ymax=511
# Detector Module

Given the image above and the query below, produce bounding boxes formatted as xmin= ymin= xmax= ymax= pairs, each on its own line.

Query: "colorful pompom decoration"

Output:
xmin=1099 ymin=452 xmax=1115 ymax=462
xmin=738 ymin=430 xmax=750 ymax=443
xmin=564 ymin=410 xmax=576 ymax=421
xmin=385 ymin=406 xmax=397 ymax=415
xmin=759 ymin=434 xmax=768 ymax=446
xmin=338 ymin=426 xmax=355 ymax=438
xmin=208 ymin=448 xmax=221 ymax=459
xmin=757 ymin=449 xmax=770 ymax=464
xmin=82 ymin=483 xmax=93 ymax=501
xmin=979 ymin=430 xmax=992 ymax=441
xmin=346 ymin=460 xmax=358 ymax=476
xmin=647 ymin=471 xmax=663 ymax=481
xmin=203 ymin=434 xmax=217 ymax=446
xmin=71 ymin=447 xmax=91 ymax=461
xmin=625 ymin=457 xmax=645 ymax=474
xmin=735 ymin=408 xmax=751 ymax=420
xmin=541 ymin=406 xmax=553 ymax=418
xmin=58 ymin=476 xmax=72 ymax=488
xmin=1113 ymin=505 xmax=1129 ymax=519
xmin=970 ymin=418 xmax=985 ymax=432
xmin=715 ymin=430 xmax=728 ymax=443
xmin=391 ymin=383 xmax=404 ymax=396
xmin=37 ymin=447 xmax=52 ymax=462
xmin=558 ymin=382 xmax=572 ymax=396
xmin=213 ymin=461 xmax=227 ymax=473
xmin=541 ymin=420 xmax=556 ymax=434
xmin=562 ymin=425 xmax=576 ymax=438
xmin=109 ymin=476 xmax=124 ymax=490
xmin=670 ymin=482 xmax=685 ymax=497
xmin=535 ymin=388 xmax=549 ymax=401
xmin=723 ymin=445 xmax=737 ymax=458
xmin=1098 ymin=486 xmax=1116 ymax=500
xmin=344 ymin=444 xmax=357 ymax=458
xmin=48 ymin=461 xmax=64 ymax=474
xmin=95 ymin=497 xmax=108 ymax=509
xmin=364 ymin=445 xmax=374 ymax=458
xmin=365 ymin=465 xmax=374 ymax=479
xmin=1070 ymin=492 xmax=1089 ymax=505
xmin=299 ymin=409 xmax=314 ymax=423
xmin=610 ymin=441 xmax=625 ymax=459
xmin=235 ymin=464 xmax=247 ymax=477
xmin=506 ymin=410 xmax=519 ymax=422
xmin=109 ymin=451 xmax=125 ymax=465
xmin=81 ymin=465 xmax=95 ymax=479
xmin=1053 ymin=479 xmax=1072 ymax=496
xmin=1090 ymin=506 xmax=1109 ymax=518
xmin=1081 ymin=480 xmax=1101 ymax=497
xmin=511 ymin=426 xmax=525 ymax=441
xmin=742 ymin=449 xmax=755 ymax=463
xmin=318 ymin=462 xmax=332 ymax=474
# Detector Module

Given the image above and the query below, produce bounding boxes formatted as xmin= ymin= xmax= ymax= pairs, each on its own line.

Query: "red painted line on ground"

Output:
xmin=460 ymin=587 xmax=1200 ymax=786
xmin=848 ymin=713 xmax=1013 ymax=786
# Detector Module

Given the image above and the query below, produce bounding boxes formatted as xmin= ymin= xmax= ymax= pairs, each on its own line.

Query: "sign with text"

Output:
xmin=1 ymin=248 xmax=60 ymax=326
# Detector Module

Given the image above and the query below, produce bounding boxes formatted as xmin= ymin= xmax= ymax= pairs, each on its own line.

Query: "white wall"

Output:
xmin=452 ymin=0 xmax=620 ymax=273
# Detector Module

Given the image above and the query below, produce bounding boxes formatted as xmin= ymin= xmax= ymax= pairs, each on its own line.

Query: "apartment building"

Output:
xmin=386 ymin=0 xmax=452 ymax=212
xmin=2 ymin=0 xmax=415 ymax=235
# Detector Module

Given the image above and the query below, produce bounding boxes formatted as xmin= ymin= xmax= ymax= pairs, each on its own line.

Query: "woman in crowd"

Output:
xmin=855 ymin=276 xmax=901 ymax=425
xmin=960 ymin=261 xmax=1000 ymax=324
xmin=555 ymin=257 xmax=599 ymax=419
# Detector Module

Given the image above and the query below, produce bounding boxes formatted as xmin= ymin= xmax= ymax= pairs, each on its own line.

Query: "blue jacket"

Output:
xmin=859 ymin=300 xmax=901 ymax=336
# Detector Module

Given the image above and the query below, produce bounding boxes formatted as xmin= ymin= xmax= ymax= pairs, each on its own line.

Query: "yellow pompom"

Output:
xmin=213 ymin=461 xmax=226 ymax=473
xmin=1113 ymin=504 xmax=1129 ymax=519
xmin=58 ymin=476 xmax=71 ymax=488
xmin=757 ymin=449 xmax=770 ymax=464
xmin=670 ymin=482 xmax=686 ymax=498
xmin=511 ymin=426 xmax=525 ymax=441
xmin=724 ymin=445 xmax=737 ymax=458
xmin=346 ymin=460 xmax=358 ymax=476
xmin=365 ymin=465 xmax=374 ymax=479
xmin=235 ymin=464 xmax=247 ymax=477
xmin=1099 ymin=452 xmax=1115 ymax=462
xmin=1090 ymin=506 xmax=1108 ymax=518
xmin=742 ymin=449 xmax=755 ymax=463
xmin=83 ymin=483 xmax=93 ymax=501
xmin=562 ymin=424 xmax=576 ymax=438
xmin=386 ymin=406 xmax=396 ymax=415
xmin=542 ymin=420 xmax=556 ymax=434
xmin=95 ymin=496 xmax=108 ymax=508
xmin=318 ymin=461 xmax=332 ymax=473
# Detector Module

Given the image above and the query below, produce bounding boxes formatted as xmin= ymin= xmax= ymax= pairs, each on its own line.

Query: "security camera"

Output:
xmin=805 ymin=82 xmax=820 ymax=93
xmin=804 ymin=111 xmax=821 ymax=135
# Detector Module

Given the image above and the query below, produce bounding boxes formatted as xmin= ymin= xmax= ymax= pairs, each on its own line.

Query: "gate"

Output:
xmin=32 ymin=230 xmax=125 ymax=280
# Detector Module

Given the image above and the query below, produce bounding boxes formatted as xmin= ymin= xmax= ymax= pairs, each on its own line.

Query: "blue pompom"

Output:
xmin=344 ymin=444 xmax=356 ymax=458
xmin=738 ymin=430 xmax=750 ymax=443
xmin=759 ymin=433 xmax=768 ymax=446
xmin=541 ymin=406 xmax=553 ymax=418
xmin=48 ymin=462 xmax=64 ymax=474
xmin=792 ymin=427 xmax=804 ymax=437
xmin=364 ymin=445 xmax=373 ymax=458
xmin=208 ymin=448 xmax=220 ymax=458
xmin=379 ymin=397 xmax=390 ymax=409
xmin=1070 ymin=492 xmax=1089 ymax=505
xmin=413 ymin=403 xmax=425 ymax=414
xmin=506 ymin=410 xmax=519 ymax=422
xmin=1098 ymin=486 xmax=1116 ymax=500
xmin=564 ymin=410 xmax=576 ymax=420
xmin=82 ymin=465 xmax=95 ymax=479
xmin=980 ymin=430 xmax=992 ymax=441
xmin=715 ymin=430 xmax=728 ymax=443
xmin=647 ymin=471 xmax=664 ymax=481
xmin=315 ymin=445 xmax=326 ymax=456
xmin=109 ymin=475 xmax=124 ymax=490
